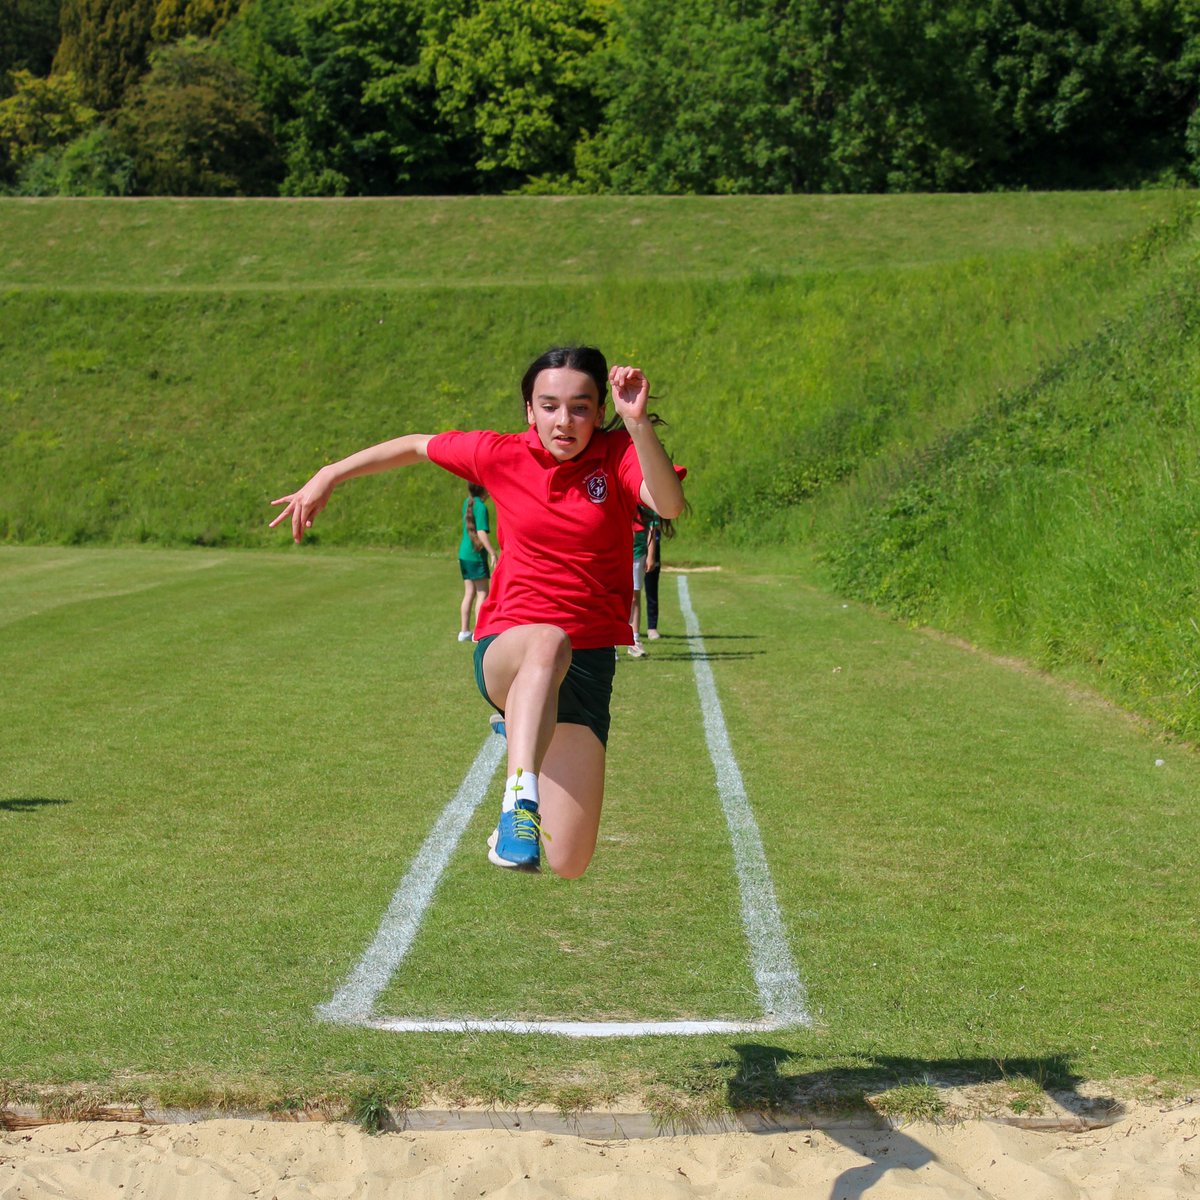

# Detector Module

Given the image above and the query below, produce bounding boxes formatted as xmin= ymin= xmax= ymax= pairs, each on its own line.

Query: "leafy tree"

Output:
xmin=0 ymin=0 xmax=62 ymax=90
xmin=965 ymin=0 xmax=1200 ymax=187
xmin=577 ymin=0 xmax=791 ymax=193
xmin=579 ymin=0 xmax=998 ymax=194
xmin=55 ymin=0 xmax=157 ymax=110
xmin=16 ymin=122 xmax=134 ymax=193
xmin=205 ymin=0 xmax=1198 ymax=195
xmin=1185 ymin=8 xmax=1200 ymax=181
xmin=583 ymin=0 xmax=1200 ymax=193
xmin=152 ymin=0 xmax=243 ymax=42
xmin=224 ymin=0 xmax=444 ymax=195
xmin=421 ymin=0 xmax=608 ymax=191
xmin=0 ymin=68 xmax=96 ymax=183
xmin=117 ymin=37 xmax=278 ymax=193
xmin=790 ymin=0 xmax=1003 ymax=192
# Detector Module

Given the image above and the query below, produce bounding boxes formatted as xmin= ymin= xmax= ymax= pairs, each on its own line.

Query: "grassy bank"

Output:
xmin=1 ymin=195 xmax=1191 ymax=550
xmin=824 ymin=247 xmax=1200 ymax=741
xmin=0 ymin=192 xmax=1180 ymax=290
xmin=4 ymin=191 xmax=1200 ymax=1116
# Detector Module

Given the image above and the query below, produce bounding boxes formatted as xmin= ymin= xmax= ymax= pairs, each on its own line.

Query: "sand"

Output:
xmin=2 ymin=1102 xmax=1198 ymax=1199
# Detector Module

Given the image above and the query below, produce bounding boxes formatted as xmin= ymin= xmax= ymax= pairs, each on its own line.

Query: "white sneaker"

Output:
xmin=627 ymin=642 xmax=647 ymax=658
xmin=646 ymin=629 xmax=660 ymax=640
xmin=457 ymin=631 xmax=472 ymax=642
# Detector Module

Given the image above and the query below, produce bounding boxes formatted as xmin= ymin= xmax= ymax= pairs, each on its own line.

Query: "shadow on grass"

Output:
xmin=647 ymin=633 xmax=761 ymax=640
xmin=719 ymin=1045 xmax=1122 ymax=1200
xmin=0 ymin=797 xmax=70 ymax=813
xmin=635 ymin=632 xmax=765 ymax=663
xmin=644 ymin=650 xmax=765 ymax=662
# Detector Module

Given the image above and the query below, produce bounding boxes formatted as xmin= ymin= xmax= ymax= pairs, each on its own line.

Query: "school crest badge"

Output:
xmin=584 ymin=470 xmax=609 ymax=503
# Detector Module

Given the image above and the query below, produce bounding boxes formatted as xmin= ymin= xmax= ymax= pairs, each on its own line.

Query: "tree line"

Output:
xmin=2 ymin=0 xmax=1198 ymax=197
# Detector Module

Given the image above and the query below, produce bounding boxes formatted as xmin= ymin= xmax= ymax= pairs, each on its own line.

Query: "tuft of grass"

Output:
xmin=1004 ymin=1076 xmax=1048 ymax=1116
xmin=870 ymin=1078 xmax=948 ymax=1123
xmin=346 ymin=1077 xmax=423 ymax=1133
xmin=349 ymin=1088 xmax=394 ymax=1135
xmin=643 ymin=1086 xmax=731 ymax=1135
xmin=549 ymin=1085 xmax=599 ymax=1122
xmin=993 ymin=1058 xmax=1050 ymax=1115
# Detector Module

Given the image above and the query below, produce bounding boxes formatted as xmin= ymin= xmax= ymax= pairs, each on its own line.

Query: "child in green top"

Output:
xmin=458 ymin=483 xmax=497 ymax=642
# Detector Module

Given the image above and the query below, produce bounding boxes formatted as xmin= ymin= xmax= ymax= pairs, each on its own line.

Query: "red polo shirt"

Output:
xmin=427 ymin=427 xmax=645 ymax=648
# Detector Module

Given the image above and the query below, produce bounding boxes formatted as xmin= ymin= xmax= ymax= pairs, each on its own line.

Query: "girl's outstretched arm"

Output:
xmin=608 ymin=365 xmax=685 ymax=519
xmin=270 ymin=433 xmax=433 ymax=544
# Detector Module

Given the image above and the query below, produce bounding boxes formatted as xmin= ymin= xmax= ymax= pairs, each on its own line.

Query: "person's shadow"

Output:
xmin=722 ymin=1044 xmax=1123 ymax=1200
xmin=0 ymin=797 xmax=69 ymax=813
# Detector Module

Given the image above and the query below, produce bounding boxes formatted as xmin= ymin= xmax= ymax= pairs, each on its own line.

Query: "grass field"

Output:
xmin=3 ymin=546 xmax=1196 ymax=1116
xmin=824 ymin=253 xmax=1200 ymax=741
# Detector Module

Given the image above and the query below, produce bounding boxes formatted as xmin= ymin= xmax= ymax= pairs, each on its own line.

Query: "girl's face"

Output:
xmin=525 ymin=367 xmax=604 ymax=462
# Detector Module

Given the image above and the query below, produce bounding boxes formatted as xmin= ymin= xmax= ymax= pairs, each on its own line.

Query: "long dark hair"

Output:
xmin=521 ymin=345 xmax=665 ymax=433
xmin=520 ymin=345 xmax=609 ymax=413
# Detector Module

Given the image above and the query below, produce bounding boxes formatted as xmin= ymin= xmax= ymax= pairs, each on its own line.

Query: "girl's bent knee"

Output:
xmin=550 ymin=855 xmax=592 ymax=880
xmin=545 ymin=835 xmax=597 ymax=879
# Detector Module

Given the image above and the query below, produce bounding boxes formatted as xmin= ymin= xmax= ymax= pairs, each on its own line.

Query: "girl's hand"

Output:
xmin=269 ymin=468 xmax=334 ymax=544
xmin=608 ymin=365 xmax=650 ymax=425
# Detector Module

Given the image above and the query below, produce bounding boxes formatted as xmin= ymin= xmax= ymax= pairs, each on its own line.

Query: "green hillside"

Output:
xmin=826 ymin=253 xmax=1200 ymax=740
xmin=0 ymin=193 xmax=1190 ymax=545
xmin=0 ymin=192 xmax=1179 ymax=288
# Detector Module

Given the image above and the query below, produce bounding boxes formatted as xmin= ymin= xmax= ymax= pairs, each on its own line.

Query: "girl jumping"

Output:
xmin=270 ymin=346 xmax=685 ymax=878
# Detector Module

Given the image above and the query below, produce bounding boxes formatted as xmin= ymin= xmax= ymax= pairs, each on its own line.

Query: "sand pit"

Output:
xmin=2 ymin=1101 xmax=1197 ymax=1199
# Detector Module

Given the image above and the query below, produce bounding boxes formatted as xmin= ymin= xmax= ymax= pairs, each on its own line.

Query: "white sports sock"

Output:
xmin=501 ymin=769 xmax=539 ymax=812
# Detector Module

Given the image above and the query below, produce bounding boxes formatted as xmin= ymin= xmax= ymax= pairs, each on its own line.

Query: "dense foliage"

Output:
xmin=1 ymin=0 xmax=1198 ymax=195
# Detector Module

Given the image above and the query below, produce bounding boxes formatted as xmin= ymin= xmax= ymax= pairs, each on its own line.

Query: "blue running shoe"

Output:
xmin=488 ymin=798 xmax=543 ymax=869
xmin=489 ymin=713 xmax=506 ymax=738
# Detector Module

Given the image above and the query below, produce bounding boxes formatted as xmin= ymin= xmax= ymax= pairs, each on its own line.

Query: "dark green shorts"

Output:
xmin=473 ymin=634 xmax=616 ymax=748
xmin=459 ymin=557 xmax=490 ymax=581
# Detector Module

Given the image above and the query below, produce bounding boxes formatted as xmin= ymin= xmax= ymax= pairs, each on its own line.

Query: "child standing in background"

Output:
xmin=458 ymin=483 xmax=496 ymax=642
xmin=644 ymin=509 xmax=663 ymax=639
xmin=632 ymin=502 xmax=681 ymax=645
xmin=627 ymin=506 xmax=651 ymax=657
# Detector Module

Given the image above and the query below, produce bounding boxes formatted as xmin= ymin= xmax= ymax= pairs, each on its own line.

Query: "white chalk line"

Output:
xmin=676 ymin=575 xmax=810 ymax=1026
xmin=363 ymin=1018 xmax=785 ymax=1038
xmin=316 ymin=576 xmax=808 ymax=1035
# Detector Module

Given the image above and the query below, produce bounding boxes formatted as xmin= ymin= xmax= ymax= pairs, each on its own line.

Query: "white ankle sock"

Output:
xmin=502 ymin=769 xmax=539 ymax=812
